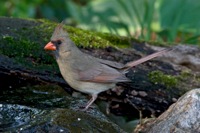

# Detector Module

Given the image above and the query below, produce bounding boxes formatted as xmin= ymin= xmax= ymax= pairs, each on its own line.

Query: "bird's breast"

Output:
xmin=56 ymin=58 xmax=115 ymax=95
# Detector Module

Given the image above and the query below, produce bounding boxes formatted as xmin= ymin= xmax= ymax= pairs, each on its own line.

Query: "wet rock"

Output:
xmin=143 ymin=89 xmax=200 ymax=133
xmin=159 ymin=45 xmax=200 ymax=71
xmin=0 ymin=104 xmax=48 ymax=132
xmin=0 ymin=104 xmax=125 ymax=133
xmin=0 ymin=85 xmax=125 ymax=133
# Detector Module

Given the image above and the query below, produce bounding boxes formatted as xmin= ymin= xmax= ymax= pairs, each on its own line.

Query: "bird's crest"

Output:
xmin=52 ymin=20 xmax=68 ymax=38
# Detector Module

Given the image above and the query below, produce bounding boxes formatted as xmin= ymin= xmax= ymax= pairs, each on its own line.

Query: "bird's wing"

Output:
xmin=76 ymin=62 xmax=130 ymax=83
xmin=97 ymin=58 xmax=125 ymax=69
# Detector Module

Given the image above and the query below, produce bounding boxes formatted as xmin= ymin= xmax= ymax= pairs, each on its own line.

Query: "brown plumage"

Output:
xmin=44 ymin=24 xmax=170 ymax=111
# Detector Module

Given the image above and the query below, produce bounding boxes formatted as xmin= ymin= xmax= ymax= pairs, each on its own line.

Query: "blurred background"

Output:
xmin=1 ymin=0 xmax=200 ymax=45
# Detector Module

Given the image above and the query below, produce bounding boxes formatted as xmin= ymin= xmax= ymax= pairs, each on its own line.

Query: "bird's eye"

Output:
xmin=57 ymin=40 xmax=62 ymax=45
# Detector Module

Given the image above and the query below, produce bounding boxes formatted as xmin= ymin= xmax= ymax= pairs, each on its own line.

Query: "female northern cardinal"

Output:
xmin=44 ymin=23 xmax=170 ymax=111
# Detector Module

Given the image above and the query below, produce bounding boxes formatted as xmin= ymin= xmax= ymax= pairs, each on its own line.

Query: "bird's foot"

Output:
xmin=78 ymin=104 xmax=95 ymax=111
xmin=79 ymin=94 xmax=98 ymax=111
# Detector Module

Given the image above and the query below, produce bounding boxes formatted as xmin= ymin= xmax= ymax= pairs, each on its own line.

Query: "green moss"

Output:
xmin=63 ymin=25 xmax=131 ymax=48
xmin=52 ymin=109 xmax=123 ymax=132
xmin=37 ymin=19 xmax=134 ymax=48
xmin=34 ymin=20 xmax=114 ymax=48
xmin=0 ymin=35 xmax=57 ymax=72
xmin=2 ymin=36 xmax=38 ymax=58
xmin=148 ymin=70 xmax=200 ymax=93
xmin=148 ymin=71 xmax=178 ymax=88
xmin=0 ymin=18 xmax=171 ymax=73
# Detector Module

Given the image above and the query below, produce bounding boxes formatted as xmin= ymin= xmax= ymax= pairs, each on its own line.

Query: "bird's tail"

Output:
xmin=124 ymin=48 xmax=172 ymax=69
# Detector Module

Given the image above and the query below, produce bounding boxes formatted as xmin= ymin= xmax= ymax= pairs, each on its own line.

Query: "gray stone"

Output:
xmin=145 ymin=89 xmax=200 ymax=133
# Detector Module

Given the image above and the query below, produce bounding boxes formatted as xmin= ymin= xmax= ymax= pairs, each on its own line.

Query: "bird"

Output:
xmin=44 ymin=23 xmax=170 ymax=111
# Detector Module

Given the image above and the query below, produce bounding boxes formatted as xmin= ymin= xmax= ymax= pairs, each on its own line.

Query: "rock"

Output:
xmin=138 ymin=91 xmax=148 ymax=97
xmin=0 ymin=104 xmax=125 ymax=133
xmin=161 ymin=45 xmax=200 ymax=71
xmin=143 ymin=89 xmax=200 ymax=133
xmin=0 ymin=85 xmax=125 ymax=133
xmin=131 ymin=90 xmax=138 ymax=96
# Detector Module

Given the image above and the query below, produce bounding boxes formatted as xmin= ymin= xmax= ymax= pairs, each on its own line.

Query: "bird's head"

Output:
xmin=44 ymin=23 xmax=76 ymax=57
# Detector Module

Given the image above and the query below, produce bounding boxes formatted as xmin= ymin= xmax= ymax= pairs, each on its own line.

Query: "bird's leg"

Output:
xmin=82 ymin=94 xmax=98 ymax=111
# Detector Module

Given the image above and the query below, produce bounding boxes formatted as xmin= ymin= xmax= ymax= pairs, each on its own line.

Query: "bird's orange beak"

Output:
xmin=44 ymin=42 xmax=56 ymax=51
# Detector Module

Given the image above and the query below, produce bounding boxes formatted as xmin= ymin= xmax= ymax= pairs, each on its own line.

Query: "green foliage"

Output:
xmin=1 ymin=0 xmax=200 ymax=44
xmin=148 ymin=71 xmax=178 ymax=88
xmin=159 ymin=0 xmax=200 ymax=43
xmin=114 ymin=0 xmax=156 ymax=39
